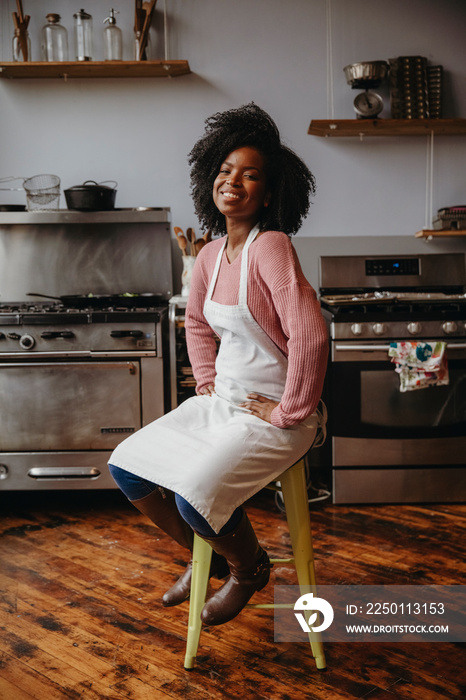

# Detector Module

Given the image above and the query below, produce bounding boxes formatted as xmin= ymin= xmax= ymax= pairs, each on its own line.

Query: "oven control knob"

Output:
xmin=0 ymin=332 xmax=5 ymax=340
xmin=407 ymin=322 xmax=422 ymax=335
xmin=350 ymin=323 xmax=364 ymax=336
xmin=7 ymin=332 xmax=21 ymax=340
xmin=19 ymin=334 xmax=35 ymax=349
xmin=372 ymin=323 xmax=385 ymax=336
xmin=442 ymin=321 xmax=457 ymax=335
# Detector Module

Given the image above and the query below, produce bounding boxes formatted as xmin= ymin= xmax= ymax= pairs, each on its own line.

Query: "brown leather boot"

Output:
xmin=197 ymin=511 xmax=271 ymax=626
xmin=131 ymin=487 xmax=228 ymax=607
xmin=131 ymin=486 xmax=194 ymax=550
xmin=161 ymin=553 xmax=230 ymax=607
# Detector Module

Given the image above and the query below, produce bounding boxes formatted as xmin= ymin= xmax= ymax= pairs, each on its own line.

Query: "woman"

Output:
xmin=109 ymin=103 xmax=328 ymax=627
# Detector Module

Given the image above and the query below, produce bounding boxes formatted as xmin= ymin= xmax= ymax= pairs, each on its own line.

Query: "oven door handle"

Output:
xmin=28 ymin=467 xmax=102 ymax=480
xmin=335 ymin=343 xmax=466 ymax=351
xmin=0 ymin=361 xmax=137 ymax=373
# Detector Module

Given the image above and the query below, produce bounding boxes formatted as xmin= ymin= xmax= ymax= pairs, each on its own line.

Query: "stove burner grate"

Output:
xmin=0 ymin=300 xmax=167 ymax=315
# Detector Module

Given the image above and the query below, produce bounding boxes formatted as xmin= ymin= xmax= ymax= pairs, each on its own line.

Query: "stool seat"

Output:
xmin=184 ymin=457 xmax=326 ymax=671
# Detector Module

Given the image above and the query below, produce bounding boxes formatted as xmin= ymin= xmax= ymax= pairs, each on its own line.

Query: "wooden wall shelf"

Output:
xmin=0 ymin=60 xmax=191 ymax=80
xmin=415 ymin=229 xmax=466 ymax=239
xmin=308 ymin=118 xmax=466 ymax=137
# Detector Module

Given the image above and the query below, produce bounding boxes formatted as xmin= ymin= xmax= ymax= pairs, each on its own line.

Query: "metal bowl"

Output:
xmin=343 ymin=61 xmax=389 ymax=88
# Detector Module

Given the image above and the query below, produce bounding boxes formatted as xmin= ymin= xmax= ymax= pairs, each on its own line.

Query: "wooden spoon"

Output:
xmin=16 ymin=0 xmax=25 ymax=22
xmin=194 ymin=239 xmax=205 ymax=255
xmin=176 ymin=235 xmax=188 ymax=256
xmin=186 ymin=227 xmax=196 ymax=256
xmin=138 ymin=0 xmax=157 ymax=60
xmin=173 ymin=226 xmax=188 ymax=255
xmin=134 ymin=0 xmax=142 ymax=31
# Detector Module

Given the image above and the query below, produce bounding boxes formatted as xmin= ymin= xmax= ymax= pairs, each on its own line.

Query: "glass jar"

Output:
xmin=134 ymin=31 xmax=152 ymax=61
xmin=103 ymin=9 xmax=122 ymax=61
xmin=41 ymin=14 xmax=69 ymax=62
xmin=12 ymin=29 xmax=31 ymax=62
xmin=73 ymin=8 xmax=93 ymax=61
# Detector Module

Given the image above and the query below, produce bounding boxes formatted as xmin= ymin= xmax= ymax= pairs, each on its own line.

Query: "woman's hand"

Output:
xmin=240 ymin=393 xmax=279 ymax=424
xmin=198 ymin=384 xmax=215 ymax=396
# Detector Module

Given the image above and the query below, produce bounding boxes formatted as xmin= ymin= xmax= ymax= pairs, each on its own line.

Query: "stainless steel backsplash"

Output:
xmin=0 ymin=210 xmax=173 ymax=301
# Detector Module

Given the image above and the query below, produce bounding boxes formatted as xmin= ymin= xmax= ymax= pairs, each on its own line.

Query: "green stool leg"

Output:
xmin=183 ymin=534 xmax=212 ymax=670
xmin=280 ymin=459 xmax=327 ymax=670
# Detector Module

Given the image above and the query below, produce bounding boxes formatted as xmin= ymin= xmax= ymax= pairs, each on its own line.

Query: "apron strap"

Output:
xmin=205 ymin=240 xmax=226 ymax=302
xmin=205 ymin=224 xmax=260 ymax=305
xmin=238 ymin=224 xmax=260 ymax=308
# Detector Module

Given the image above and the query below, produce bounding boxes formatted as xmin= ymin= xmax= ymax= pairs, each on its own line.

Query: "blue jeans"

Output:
xmin=108 ymin=464 xmax=242 ymax=537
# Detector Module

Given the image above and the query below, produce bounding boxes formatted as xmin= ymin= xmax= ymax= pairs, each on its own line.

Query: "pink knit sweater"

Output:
xmin=185 ymin=231 xmax=328 ymax=429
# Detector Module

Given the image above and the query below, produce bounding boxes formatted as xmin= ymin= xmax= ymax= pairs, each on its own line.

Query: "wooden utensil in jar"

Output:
xmin=12 ymin=1 xmax=30 ymax=61
xmin=194 ymin=239 xmax=205 ymax=255
xmin=138 ymin=0 xmax=157 ymax=60
xmin=174 ymin=226 xmax=188 ymax=256
xmin=186 ymin=227 xmax=196 ymax=256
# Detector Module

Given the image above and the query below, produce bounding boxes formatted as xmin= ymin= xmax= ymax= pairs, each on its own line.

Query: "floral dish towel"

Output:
xmin=388 ymin=341 xmax=449 ymax=392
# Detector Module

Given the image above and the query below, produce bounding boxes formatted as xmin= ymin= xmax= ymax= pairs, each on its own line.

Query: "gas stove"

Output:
xmin=0 ymin=207 xmax=172 ymax=491
xmin=0 ymin=297 xmax=168 ymax=491
xmin=317 ymin=252 xmax=466 ymax=506
xmin=0 ymin=300 xmax=167 ymax=356
xmin=0 ymin=300 xmax=165 ymax=313
xmin=319 ymin=253 xmax=466 ymax=341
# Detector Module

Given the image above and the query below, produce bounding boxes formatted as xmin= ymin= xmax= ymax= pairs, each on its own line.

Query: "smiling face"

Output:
xmin=212 ymin=146 xmax=271 ymax=232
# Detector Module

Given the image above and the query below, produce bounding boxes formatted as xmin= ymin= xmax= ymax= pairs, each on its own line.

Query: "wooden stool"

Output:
xmin=184 ymin=457 xmax=326 ymax=670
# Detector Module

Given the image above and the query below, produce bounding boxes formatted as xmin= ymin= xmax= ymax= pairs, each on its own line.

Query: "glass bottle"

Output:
xmin=12 ymin=29 xmax=31 ymax=62
xmin=41 ymin=14 xmax=69 ymax=62
xmin=73 ymin=8 xmax=93 ymax=61
xmin=103 ymin=9 xmax=122 ymax=61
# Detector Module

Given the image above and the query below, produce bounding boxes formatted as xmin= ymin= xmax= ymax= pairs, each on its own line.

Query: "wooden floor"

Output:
xmin=0 ymin=486 xmax=465 ymax=700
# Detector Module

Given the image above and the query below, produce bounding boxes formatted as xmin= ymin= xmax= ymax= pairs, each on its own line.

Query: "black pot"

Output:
xmin=64 ymin=180 xmax=117 ymax=211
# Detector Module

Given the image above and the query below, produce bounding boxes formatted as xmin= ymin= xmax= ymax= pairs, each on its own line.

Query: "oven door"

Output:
xmin=330 ymin=341 xmax=466 ymax=466
xmin=0 ymin=359 xmax=142 ymax=451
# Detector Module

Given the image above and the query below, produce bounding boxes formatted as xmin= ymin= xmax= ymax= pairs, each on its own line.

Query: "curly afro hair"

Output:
xmin=188 ymin=103 xmax=316 ymax=236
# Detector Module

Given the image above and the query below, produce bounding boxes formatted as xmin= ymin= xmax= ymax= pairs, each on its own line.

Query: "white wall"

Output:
xmin=1 ymin=0 xmax=466 ymax=242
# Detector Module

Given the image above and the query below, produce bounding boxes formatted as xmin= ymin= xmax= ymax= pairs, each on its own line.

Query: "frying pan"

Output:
xmin=27 ymin=292 xmax=164 ymax=308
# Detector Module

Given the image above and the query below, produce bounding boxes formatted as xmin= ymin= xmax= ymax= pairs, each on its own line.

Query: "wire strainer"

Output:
xmin=23 ymin=174 xmax=61 ymax=210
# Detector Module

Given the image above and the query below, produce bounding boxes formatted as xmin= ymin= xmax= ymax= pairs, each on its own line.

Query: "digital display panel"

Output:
xmin=365 ymin=258 xmax=420 ymax=276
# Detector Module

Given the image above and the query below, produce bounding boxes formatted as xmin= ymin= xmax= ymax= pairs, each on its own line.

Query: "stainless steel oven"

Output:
xmin=0 ymin=301 xmax=167 ymax=490
xmin=319 ymin=253 xmax=466 ymax=504
xmin=0 ymin=208 xmax=173 ymax=491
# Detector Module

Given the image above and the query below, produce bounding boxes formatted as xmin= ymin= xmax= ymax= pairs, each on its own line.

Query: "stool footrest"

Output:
xmin=246 ymin=603 xmax=294 ymax=609
xmin=270 ymin=557 xmax=294 ymax=564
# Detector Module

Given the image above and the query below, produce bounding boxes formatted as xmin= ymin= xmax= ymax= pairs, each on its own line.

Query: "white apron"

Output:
xmin=109 ymin=226 xmax=319 ymax=533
